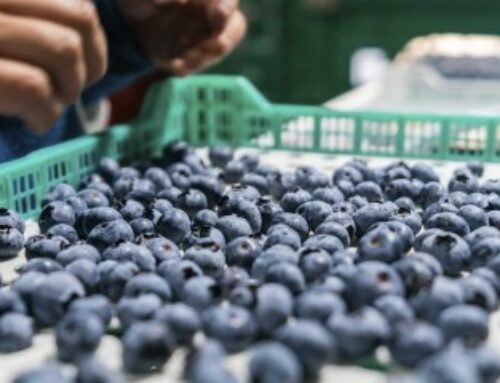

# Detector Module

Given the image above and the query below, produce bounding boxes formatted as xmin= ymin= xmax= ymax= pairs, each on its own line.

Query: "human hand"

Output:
xmin=0 ymin=0 xmax=107 ymax=134
xmin=118 ymin=0 xmax=246 ymax=76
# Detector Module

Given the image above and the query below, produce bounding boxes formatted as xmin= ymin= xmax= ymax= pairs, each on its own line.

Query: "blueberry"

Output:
xmin=66 ymin=259 xmax=99 ymax=294
xmin=128 ymin=217 xmax=154 ymax=236
xmin=467 ymin=344 xmax=500 ymax=383
xmin=369 ymin=221 xmax=414 ymax=252
xmin=0 ymin=208 xmax=26 ymax=234
xmin=42 ymin=184 xmax=77 ymax=206
xmin=411 ymin=163 xmax=440 ymax=183
xmin=224 ymin=160 xmax=246 ymax=183
xmin=309 ymin=275 xmax=346 ymax=296
xmin=221 ymin=266 xmax=249 ymax=292
xmin=86 ymin=181 xmax=114 ymax=203
xmin=117 ymin=294 xmax=162 ymax=328
xmin=81 ymin=207 xmax=122 ymax=236
xmin=190 ymin=174 xmax=225 ymax=208
xmin=295 ymin=290 xmax=346 ymax=323
xmin=298 ymin=247 xmax=332 ymax=282
xmin=157 ymin=186 xmax=182 ymax=205
xmin=218 ymin=195 xmax=262 ymax=233
xmin=465 ymin=226 xmax=500 ymax=248
xmin=184 ymin=245 xmax=226 ymax=280
xmin=303 ymin=234 xmax=344 ymax=254
xmin=295 ymin=166 xmax=329 ymax=192
xmin=25 ymin=234 xmax=69 ymax=260
xmin=174 ymin=188 xmax=208 ymax=218
xmin=315 ymin=221 xmax=350 ymax=248
xmin=449 ymin=168 xmax=479 ymax=193
xmin=351 ymin=181 xmax=382 ymax=203
xmin=352 ymin=203 xmax=394 ymax=236
xmin=348 ymin=195 xmax=369 ymax=210
xmin=11 ymin=271 xmax=46 ymax=313
xmin=225 ymin=237 xmax=262 ymax=270
xmin=487 ymin=210 xmax=500 ymax=230
xmin=46 ymin=224 xmax=78 ymax=244
xmin=412 ymin=276 xmax=465 ymax=322
xmin=389 ymin=321 xmax=444 ymax=368
xmin=472 ymin=267 xmax=500 ymax=296
xmin=465 ymin=192 xmax=490 ymax=210
xmin=0 ymin=290 xmax=26 ymax=315
xmin=437 ymin=304 xmax=488 ymax=345
xmin=139 ymin=235 xmax=180 ymax=263
xmin=209 ymin=146 xmax=234 ymax=168
xmin=249 ymin=342 xmax=303 ymax=383
xmin=98 ymin=261 xmax=139 ymax=302
xmin=296 ymin=200 xmax=332 ymax=231
xmin=240 ymin=153 xmax=260 ymax=171
xmin=333 ymin=166 xmax=363 ymax=185
xmin=38 ymin=201 xmax=75 ymax=234
xmin=335 ymin=180 xmax=355 ymax=199
xmin=122 ymin=320 xmax=174 ymax=374
xmin=88 ymin=220 xmax=134 ymax=252
xmin=102 ymin=241 xmax=155 ymax=272
xmin=327 ymin=306 xmax=390 ymax=360
xmin=185 ymin=340 xmax=236 ymax=383
xmin=393 ymin=253 xmax=442 ymax=296
xmin=181 ymin=276 xmax=222 ymax=311
xmin=312 ymin=186 xmax=344 ymax=205
xmin=154 ymin=303 xmax=201 ymax=345
xmin=226 ymin=184 xmax=261 ymax=202
xmin=77 ymin=189 xmax=109 ymax=208
xmin=80 ymin=173 xmax=107 ymax=189
xmin=255 ymin=283 xmax=293 ymax=335
xmin=144 ymin=167 xmax=172 ymax=192
xmin=0 ymin=227 xmax=24 ymax=259
xmin=416 ymin=231 xmax=471 ymax=276
xmin=385 ymin=178 xmax=420 ymax=201
xmin=417 ymin=341 xmax=482 ymax=383
xmin=202 ymin=305 xmax=257 ymax=352
xmin=345 ymin=261 xmax=404 ymax=309
xmin=155 ymin=208 xmax=191 ymax=244
xmin=460 ymin=275 xmax=497 ymax=311
xmin=357 ymin=226 xmax=405 ymax=263
xmin=265 ymin=224 xmax=301 ymax=250
xmin=265 ymin=262 xmax=306 ymax=295
xmin=31 ymin=271 xmax=85 ymax=326
xmin=323 ymin=212 xmax=356 ymax=240
xmin=56 ymin=312 xmax=104 ymax=362
xmin=215 ymin=215 xmax=252 ymax=242
xmin=391 ymin=207 xmax=422 ymax=234
xmin=122 ymin=274 xmax=170 ymax=302
xmin=373 ymin=294 xmax=414 ymax=325
xmin=159 ymin=260 xmax=203 ymax=298
xmin=267 ymin=171 xmax=296 ymax=200
xmin=487 ymin=193 xmax=500 ymax=211
xmin=394 ymin=196 xmax=417 ymax=211
xmin=125 ymin=179 xmax=156 ymax=204
xmin=423 ymin=201 xmax=458 ymax=222
xmin=13 ymin=366 xmax=70 ymax=383
xmin=275 ymin=320 xmax=335 ymax=378
xmin=241 ymin=172 xmax=269 ymax=194
xmin=481 ymin=178 xmax=500 ymax=195
xmin=56 ymin=243 xmax=101 ymax=266
xmin=76 ymin=357 xmax=124 ymax=383
xmin=270 ymin=212 xmax=309 ymax=241
xmin=467 ymin=162 xmax=484 ymax=177
xmin=193 ymin=209 xmax=218 ymax=228
xmin=426 ymin=212 xmax=470 ymax=236
xmin=68 ymin=295 xmax=113 ymax=327
xmin=419 ymin=182 xmax=446 ymax=210
xmin=256 ymin=198 xmax=283 ymax=232
xmin=0 ymin=312 xmax=33 ymax=352
xmin=280 ymin=188 xmax=312 ymax=213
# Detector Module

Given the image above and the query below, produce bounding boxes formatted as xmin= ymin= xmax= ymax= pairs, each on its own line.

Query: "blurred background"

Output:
xmin=110 ymin=0 xmax=500 ymax=122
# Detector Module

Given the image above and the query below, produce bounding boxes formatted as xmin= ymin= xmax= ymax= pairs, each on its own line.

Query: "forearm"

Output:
xmin=83 ymin=0 xmax=155 ymax=105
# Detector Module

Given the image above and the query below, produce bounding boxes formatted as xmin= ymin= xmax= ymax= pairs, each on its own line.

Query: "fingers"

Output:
xmin=0 ymin=58 xmax=63 ymax=134
xmin=168 ymin=9 xmax=246 ymax=76
xmin=0 ymin=14 xmax=86 ymax=104
xmin=0 ymin=0 xmax=108 ymax=86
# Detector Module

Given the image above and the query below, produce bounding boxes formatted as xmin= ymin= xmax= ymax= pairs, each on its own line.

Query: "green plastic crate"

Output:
xmin=1 ymin=75 xmax=499 ymax=219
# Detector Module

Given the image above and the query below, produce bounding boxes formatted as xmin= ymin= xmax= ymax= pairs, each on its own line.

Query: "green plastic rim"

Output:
xmin=0 ymin=74 xmax=499 ymax=219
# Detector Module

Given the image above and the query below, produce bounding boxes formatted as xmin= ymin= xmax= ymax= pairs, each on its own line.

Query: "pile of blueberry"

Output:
xmin=1 ymin=141 xmax=500 ymax=383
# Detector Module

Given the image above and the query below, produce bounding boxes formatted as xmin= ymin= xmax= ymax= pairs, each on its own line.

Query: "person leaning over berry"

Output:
xmin=0 ymin=0 xmax=246 ymax=162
